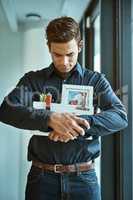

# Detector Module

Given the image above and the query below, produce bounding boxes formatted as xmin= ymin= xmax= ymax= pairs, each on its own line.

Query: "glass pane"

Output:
xmin=94 ymin=15 xmax=101 ymax=72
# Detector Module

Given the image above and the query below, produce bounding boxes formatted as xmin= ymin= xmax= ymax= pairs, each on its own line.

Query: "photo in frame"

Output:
xmin=61 ymin=84 xmax=94 ymax=115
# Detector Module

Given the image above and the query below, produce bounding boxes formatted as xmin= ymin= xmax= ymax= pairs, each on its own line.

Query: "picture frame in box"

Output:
xmin=61 ymin=84 xmax=93 ymax=113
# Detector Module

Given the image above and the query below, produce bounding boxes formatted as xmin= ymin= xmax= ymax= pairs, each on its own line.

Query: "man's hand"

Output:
xmin=70 ymin=115 xmax=90 ymax=130
xmin=48 ymin=112 xmax=90 ymax=140
xmin=48 ymin=130 xmax=76 ymax=143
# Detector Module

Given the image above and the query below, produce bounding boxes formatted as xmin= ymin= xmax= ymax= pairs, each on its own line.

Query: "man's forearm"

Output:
xmin=0 ymin=99 xmax=52 ymax=132
xmin=79 ymin=106 xmax=128 ymax=137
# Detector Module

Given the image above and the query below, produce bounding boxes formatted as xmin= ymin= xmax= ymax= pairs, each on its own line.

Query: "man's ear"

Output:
xmin=78 ymin=40 xmax=83 ymax=52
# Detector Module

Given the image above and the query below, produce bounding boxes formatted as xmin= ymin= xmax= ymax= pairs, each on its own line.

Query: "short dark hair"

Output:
xmin=46 ymin=16 xmax=81 ymax=44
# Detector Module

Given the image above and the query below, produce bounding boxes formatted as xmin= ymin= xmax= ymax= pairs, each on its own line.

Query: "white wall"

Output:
xmin=22 ymin=28 xmax=51 ymax=72
xmin=0 ymin=21 xmax=24 ymax=200
xmin=0 ymin=14 xmax=51 ymax=200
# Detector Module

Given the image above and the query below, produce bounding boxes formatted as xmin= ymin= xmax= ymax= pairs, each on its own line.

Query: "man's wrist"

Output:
xmin=47 ymin=111 xmax=55 ymax=129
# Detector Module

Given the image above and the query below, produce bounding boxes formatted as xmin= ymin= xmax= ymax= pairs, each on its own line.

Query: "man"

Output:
xmin=0 ymin=17 xmax=128 ymax=200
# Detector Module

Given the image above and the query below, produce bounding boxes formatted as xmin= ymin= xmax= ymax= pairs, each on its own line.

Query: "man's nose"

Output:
xmin=61 ymin=56 xmax=69 ymax=65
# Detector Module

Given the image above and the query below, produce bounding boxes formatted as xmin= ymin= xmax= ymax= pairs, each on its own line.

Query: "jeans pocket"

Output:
xmin=79 ymin=169 xmax=98 ymax=184
xmin=27 ymin=166 xmax=43 ymax=185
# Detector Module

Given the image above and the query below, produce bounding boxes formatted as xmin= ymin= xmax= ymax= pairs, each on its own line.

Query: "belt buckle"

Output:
xmin=54 ymin=164 xmax=63 ymax=173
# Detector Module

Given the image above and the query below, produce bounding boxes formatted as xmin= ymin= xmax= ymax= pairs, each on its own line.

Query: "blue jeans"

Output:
xmin=25 ymin=166 xmax=101 ymax=200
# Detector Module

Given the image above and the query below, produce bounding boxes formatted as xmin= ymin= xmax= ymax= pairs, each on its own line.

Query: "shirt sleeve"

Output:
xmin=79 ymin=73 xmax=128 ymax=137
xmin=0 ymin=72 xmax=53 ymax=132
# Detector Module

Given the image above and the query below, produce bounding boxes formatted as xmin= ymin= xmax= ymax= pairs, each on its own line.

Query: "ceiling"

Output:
xmin=0 ymin=0 xmax=91 ymax=32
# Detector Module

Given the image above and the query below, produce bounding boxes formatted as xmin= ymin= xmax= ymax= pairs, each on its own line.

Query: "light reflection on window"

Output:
xmin=94 ymin=15 xmax=101 ymax=72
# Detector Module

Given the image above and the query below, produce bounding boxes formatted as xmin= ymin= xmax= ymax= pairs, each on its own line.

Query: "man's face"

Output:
xmin=49 ymin=39 xmax=81 ymax=73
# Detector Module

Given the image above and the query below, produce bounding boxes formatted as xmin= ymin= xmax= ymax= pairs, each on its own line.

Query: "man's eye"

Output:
xmin=69 ymin=53 xmax=74 ymax=57
xmin=54 ymin=54 xmax=60 ymax=57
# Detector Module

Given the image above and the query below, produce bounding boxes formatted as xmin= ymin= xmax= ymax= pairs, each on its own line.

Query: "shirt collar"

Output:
xmin=73 ymin=62 xmax=84 ymax=78
xmin=46 ymin=62 xmax=84 ymax=79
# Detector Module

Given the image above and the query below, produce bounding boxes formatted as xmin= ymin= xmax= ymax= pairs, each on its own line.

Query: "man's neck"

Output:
xmin=53 ymin=66 xmax=76 ymax=80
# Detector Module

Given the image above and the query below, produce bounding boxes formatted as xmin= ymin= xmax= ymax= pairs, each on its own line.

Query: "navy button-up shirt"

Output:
xmin=0 ymin=63 xmax=128 ymax=164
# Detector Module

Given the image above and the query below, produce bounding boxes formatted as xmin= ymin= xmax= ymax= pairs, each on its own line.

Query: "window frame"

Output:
xmin=80 ymin=0 xmax=132 ymax=199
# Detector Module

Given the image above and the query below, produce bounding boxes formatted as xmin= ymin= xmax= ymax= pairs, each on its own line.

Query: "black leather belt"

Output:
xmin=32 ymin=160 xmax=94 ymax=173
